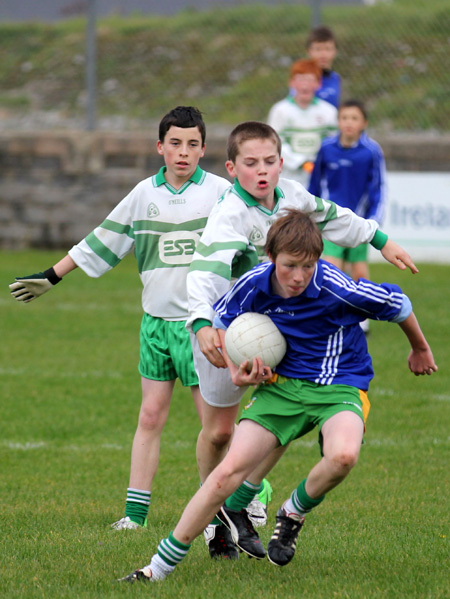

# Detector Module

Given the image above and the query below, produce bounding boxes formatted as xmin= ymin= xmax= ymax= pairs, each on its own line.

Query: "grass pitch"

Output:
xmin=1 ymin=252 xmax=448 ymax=599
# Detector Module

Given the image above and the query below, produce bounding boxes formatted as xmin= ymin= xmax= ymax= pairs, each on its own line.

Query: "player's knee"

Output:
xmin=138 ymin=406 xmax=167 ymax=432
xmin=203 ymin=426 xmax=233 ymax=451
xmin=330 ymin=447 xmax=360 ymax=475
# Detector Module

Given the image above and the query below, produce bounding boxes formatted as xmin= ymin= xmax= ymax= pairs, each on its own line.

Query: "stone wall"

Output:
xmin=1 ymin=130 xmax=449 ymax=249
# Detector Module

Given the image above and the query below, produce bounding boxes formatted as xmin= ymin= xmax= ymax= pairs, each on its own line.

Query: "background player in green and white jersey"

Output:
xmin=9 ymin=106 xmax=232 ymax=540
xmin=186 ymin=121 xmax=418 ymax=544
xmin=268 ymin=58 xmax=338 ymax=186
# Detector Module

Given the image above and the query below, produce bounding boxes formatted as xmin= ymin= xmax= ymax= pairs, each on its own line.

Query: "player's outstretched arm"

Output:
xmin=9 ymin=255 xmax=78 ymax=303
xmin=380 ymin=239 xmax=419 ymax=274
xmin=398 ymin=312 xmax=438 ymax=376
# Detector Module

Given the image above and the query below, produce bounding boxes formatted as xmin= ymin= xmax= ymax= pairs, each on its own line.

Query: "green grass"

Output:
xmin=1 ymin=252 xmax=448 ymax=598
xmin=0 ymin=0 xmax=449 ymax=130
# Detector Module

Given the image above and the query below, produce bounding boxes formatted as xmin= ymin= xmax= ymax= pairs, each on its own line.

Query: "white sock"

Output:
xmin=148 ymin=554 xmax=175 ymax=581
xmin=282 ymin=496 xmax=306 ymax=520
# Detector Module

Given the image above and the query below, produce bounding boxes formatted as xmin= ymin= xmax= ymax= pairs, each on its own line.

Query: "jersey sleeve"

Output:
xmin=68 ymin=188 xmax=136 ymax=278
xmin=213 ymin=270 xmax=259 ymax=328
xmin=323 ymin=264 xmax=405 ymax=321
xmin=186 ymin=195 xmax=254 ymax=329
xmin=286 ymin=180 xmax=379 ymax=248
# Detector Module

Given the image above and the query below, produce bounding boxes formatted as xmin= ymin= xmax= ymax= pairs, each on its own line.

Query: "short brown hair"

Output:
xmin=264 ymin=209 xmax=323 ymax=261
xmin=306 ymin=25 xmax=337 ymax=48
xmin=339 ymin=99 xmax=368 ymax=121
xmin=227 ymin=121 xmax=281 ymax=163
xmin=290 ymin=59 xmax=322 ymax=81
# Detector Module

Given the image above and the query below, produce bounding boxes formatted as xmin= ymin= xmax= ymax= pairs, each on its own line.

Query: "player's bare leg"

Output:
xmin=305 ymin=411 xmax=364 ymax=497
xmin=190 ymin=385 xmax=204 ymax=423
xmin=175 ymin=420 xmax=279 ymax=544
xmin=196 ymin=402 xmax=238 ymax=483
xmin=349 ymin=261 xmax=371 ymax=333
xmin=268 ymin=411 xmax=364 ymax=566
xmin=120 ymin=420 xmax=278 ymax=582
xmin=112 ymin=378 xmax=175 ymax=529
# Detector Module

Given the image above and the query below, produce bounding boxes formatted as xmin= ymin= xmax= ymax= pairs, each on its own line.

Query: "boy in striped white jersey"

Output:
xmin=119 ymin=210 xmax=436 ymax=582
xmin=8 ymin=107 xmax=234 ymax=546
xmin=309 ymin=99 xmax=387 ymax=334
xmin=268 ymin=59 xmax=338 ymax=187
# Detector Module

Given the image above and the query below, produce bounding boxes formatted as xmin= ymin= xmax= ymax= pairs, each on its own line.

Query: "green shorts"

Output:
xmin=139 ymin=314 xmax=198 ymax=386
xmin=239 ymin=376 xmax=370 ymax=447
xmin=322 ymin=239 xmax=368 ymax=263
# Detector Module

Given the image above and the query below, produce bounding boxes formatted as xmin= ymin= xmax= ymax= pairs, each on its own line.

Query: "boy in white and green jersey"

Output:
xmin=9 ymin=106 xmax=231 ymax=536
xmin=268 ymin=58 xmax=338 ymax=187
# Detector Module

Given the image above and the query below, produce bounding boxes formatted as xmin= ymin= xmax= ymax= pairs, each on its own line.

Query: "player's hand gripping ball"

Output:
xmin=224 ymin=312 xmax=286 ymax=370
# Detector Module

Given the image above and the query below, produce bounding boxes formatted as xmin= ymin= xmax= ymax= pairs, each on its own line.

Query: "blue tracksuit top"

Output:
xmin=316 ymin=70 xmax=341 ymax=109
xmin=308 ymin=132 xmax=387 ymax=224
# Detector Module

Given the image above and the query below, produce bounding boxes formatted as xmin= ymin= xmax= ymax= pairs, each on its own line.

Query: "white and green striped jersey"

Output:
xmin=186 ymin=177 xmax=379 ymax=329
xmin=268 ymin=96 xmax=338 ymax=174
xmin=68 ymin=166 xmax=230 ymax=320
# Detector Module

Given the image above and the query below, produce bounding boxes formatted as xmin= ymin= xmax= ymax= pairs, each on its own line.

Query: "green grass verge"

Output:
xmin=1 ymin=252 xmax=448 ymax=598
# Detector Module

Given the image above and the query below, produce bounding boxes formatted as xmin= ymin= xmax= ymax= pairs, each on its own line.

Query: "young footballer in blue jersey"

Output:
xmin=306 ymin=25 xmax=341 ymax=109
xmin=309 ymin=99 xmax=387 ymax=333
xmin=187 ymin=121 xmax=417 ymax=557
xmin=119 ymin=209 xmax=436 ymax=582
xmin=8 ymin=106 xmax=235 ymax=548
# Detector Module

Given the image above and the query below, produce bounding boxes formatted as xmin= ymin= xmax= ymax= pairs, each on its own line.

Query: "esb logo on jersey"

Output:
xmin=159 ymin=231 xmax=200 ymax=265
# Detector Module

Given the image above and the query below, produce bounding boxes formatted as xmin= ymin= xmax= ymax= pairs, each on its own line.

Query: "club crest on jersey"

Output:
xmin=147 ymin=203 xmax=160 ymax=218
xmin=249 ymin=226 xmax=264 ymax=244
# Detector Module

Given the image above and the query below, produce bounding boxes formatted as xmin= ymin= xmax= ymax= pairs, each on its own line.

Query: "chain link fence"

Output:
xmin=0 ymin=0 xmax=449 ymax=133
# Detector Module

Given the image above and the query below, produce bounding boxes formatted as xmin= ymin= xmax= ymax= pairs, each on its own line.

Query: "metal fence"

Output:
xmin=1 ymin=0 xmax=449 ymax=133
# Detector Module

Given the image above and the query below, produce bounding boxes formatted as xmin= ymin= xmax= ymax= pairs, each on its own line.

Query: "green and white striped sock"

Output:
xmin=124 ymin=488 xmax=151 ymax=526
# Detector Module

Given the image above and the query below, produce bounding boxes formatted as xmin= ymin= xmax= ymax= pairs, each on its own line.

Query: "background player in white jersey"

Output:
xmin=8 ymin=106 xmax=233 ymax=548
xmin=186 ymin=120 xmax=418 ymax=554
xmin=309 ymin=99 xmax=387 ymax=334
xmin=119 ymin=210 xmax=436 ymax=583
xmin=268 ymin=59 xmax=338 ymax=186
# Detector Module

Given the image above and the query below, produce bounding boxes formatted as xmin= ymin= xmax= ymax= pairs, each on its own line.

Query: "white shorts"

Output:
xmin=190 ymin=332 xmax=248 ymax=408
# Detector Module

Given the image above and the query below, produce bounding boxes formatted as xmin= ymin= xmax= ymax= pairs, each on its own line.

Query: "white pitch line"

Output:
xmin=0 ymin=368 xmax=124 ymax=379
xmin=2 ymin=441 xmax=125 ymax=451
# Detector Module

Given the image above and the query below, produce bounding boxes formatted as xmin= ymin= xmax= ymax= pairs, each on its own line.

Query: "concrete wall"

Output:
xmin=1 ymin=130 xmax=449 ymax=250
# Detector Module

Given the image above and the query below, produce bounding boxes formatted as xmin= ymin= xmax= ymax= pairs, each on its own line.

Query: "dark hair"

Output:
xmin=338 ymin=99 xmax=368 ymax=121
xmin=264 ymin=209 xmax=323 ymax=261
xmin=227 ymin=121 xmax=281 ymax=162
xmin=159 ymin=106 xmax=206 ymax=145
xmin=306 ymin=25 xmax=337 ymax=48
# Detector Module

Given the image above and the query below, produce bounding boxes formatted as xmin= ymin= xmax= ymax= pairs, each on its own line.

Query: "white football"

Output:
xmin=224 ymin=312 xmax=286 ymax=369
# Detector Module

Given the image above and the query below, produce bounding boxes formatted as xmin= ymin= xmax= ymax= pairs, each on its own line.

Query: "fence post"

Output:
xmin=85 ymin=0 xmax=97 ymax=131
xmin=310 ymin=0 xmax=322 ymax=27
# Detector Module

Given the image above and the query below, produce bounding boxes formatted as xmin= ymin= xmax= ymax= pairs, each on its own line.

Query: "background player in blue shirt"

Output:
xmin=306 ymin=25 xmax=341 ymax=109
xmin=309 ymin=99 xmax=387 ymax=333
xmin=119 ymin=209 xmax=436 ymax=582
